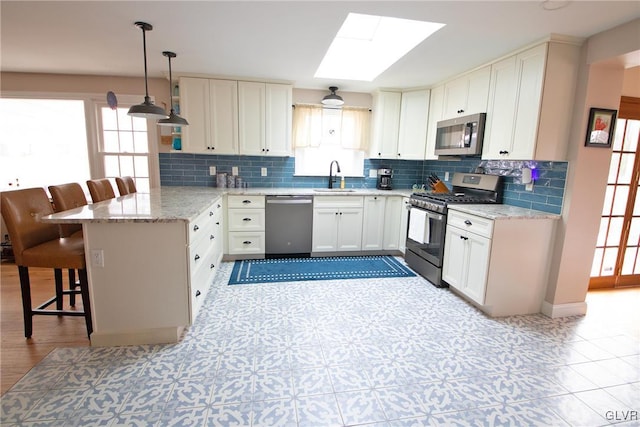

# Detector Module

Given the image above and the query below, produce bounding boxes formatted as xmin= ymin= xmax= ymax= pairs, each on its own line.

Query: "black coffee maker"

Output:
xmin=377 ymin=168 xmax=393 ymax=190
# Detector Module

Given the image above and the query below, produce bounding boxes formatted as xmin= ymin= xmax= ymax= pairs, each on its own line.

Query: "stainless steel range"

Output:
xmin=405 ymin=172 xmax=503 ymax=288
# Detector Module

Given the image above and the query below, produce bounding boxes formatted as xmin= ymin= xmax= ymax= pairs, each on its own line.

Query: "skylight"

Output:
xmin=315 ymin=13 xmax=445 ymax=82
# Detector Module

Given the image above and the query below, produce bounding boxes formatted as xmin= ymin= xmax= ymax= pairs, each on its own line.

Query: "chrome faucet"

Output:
xmin=328 ymin=160 xmax=341 ymax=189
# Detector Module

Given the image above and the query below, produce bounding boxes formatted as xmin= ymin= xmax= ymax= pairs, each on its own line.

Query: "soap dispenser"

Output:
xmin=340 ymin=176 xmax=345 ymax=189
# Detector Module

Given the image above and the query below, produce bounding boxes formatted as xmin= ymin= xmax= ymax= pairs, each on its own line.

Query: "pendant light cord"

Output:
xmin=141 ymin=25 xmax=150 ymax=99
xmin=167 ymin=54 xmax=174 ymax=112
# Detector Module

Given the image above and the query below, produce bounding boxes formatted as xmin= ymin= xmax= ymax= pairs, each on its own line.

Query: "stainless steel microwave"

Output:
xmin=434 ymin=112 xmax=486 ymax=157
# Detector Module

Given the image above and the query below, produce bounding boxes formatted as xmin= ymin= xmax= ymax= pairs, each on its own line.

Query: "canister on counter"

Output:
xmin=216 ymin=173 xmax=227 ymax=188
xmin=227 ymin=174 xmax=236 ymax=188
xmin=235 ymin=176 xmax=244 ymax=188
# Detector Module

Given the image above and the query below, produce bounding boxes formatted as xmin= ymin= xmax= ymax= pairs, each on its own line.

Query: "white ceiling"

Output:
xmin=2 ymin=1 xmax=639 ymax=93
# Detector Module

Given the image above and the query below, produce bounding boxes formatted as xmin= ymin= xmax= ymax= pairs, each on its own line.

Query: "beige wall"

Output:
xmin=545 ymin=19 xmax=639 ymax=313
xmin=622 ymin=66 xmax=640 ymax=97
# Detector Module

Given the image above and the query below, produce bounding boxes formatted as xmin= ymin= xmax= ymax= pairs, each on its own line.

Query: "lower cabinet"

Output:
xmin=226 ymin=195 xmax=266 ymax=256
xmin=443 ymin=209 xmax=556 ymax=317
xmin=188 ymin=198 xmax=224 ymax=322
xmin=362 ymin=195 xmax=404 ymax=251
xmin=312 ymin=196 xmax=363 ymax=252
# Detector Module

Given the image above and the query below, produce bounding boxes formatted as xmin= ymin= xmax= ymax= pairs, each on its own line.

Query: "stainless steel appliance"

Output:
xmin=377 ymin=168 xmax=393 ymax=190
xmin=434 ymin=113 xmax=486 ymax=157
xmin=265 ymin=196 xmax=313 ymax=257
xmin=405 ymin=172 xmax=502 ymax=287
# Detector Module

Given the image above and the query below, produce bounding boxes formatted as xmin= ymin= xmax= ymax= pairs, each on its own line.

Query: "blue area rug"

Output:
xmin=228 ymin=255 xmax=416 ymax=285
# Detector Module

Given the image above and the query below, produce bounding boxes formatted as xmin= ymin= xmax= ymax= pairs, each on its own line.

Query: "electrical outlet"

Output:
xmin=525 ymin=182 xmax=534 ymax=192
xmin=261 ymin=167 xmax=267 ymax=177
xmin=91 ymin=249 xmax=104 ymax=267
xmin=209 ymin=166 xmax=216 ymax=175
xmin=369 ymin=169 xmax=377 ymax=178
xmin=232 ymin=166 xmax=239 ymax=176
xmin=444 ymin=172 xmax=450 ymax=181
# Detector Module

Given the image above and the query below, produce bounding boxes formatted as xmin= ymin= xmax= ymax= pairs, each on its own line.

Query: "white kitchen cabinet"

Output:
xmin=312 ymin=196 xmax=363 ymax=252
xmin=443 ymin=220 xmax=491 ymax=305
xmin=180 ymin=77 xmax=238 ymax=155
xmin=443 ymin=208 xmax=556 ymax=317
xmin=382 ymin=196 xmax=403 ymax=251
xmin=370 ymin=91 xmax=402 ymax=159
xmin=362 ymin=196 xmax=386 ymax=250
xmin=238 ymin=81 xmax=293 ymax=156
xmin=483 ymin=41 xmax=580 ymax=160
xmin=424 ymin=84 xmax=444 ymax=160
xmin=370 ymin=90 xmax=430 ymax=160
xmin=397 ymin=89 xmax=431 ymax=160
xmin=442 ymin=66 xmax=491 ymax=120
xmin=226 ymin=195 xmax=266 ymax=256
xmin=188 ymin=199 xmax=224 ymax=322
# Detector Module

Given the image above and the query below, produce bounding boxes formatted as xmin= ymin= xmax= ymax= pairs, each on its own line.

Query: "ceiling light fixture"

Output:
xmin=128 ymin=21 xmax=168 ymax=119
xmin=157 ymin=51 xmax=189 ymax=127
xmin=322 ymin=86 xmax=344 ymax=106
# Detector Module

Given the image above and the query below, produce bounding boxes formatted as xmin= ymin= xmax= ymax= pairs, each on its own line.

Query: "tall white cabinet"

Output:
xmin=238 ymin=81 xmax=293 ymax=156
xmin=482 ymin=41 xmax=581 ymax=160
xmin=180 ymin=77 xmax=238 ymax=155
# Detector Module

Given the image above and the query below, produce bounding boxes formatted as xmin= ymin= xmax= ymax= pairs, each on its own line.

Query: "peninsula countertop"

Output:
xmin=447 ymin=204 xmax=561 ymax=220
xmin=41 ymin=186 xmax=414 ymax=224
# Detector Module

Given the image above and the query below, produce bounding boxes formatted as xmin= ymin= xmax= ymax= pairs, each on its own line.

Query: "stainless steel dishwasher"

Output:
xmin=265 ymin=195 xmax=313 ymax=257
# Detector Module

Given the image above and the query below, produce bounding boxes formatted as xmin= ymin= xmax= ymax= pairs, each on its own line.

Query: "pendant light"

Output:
xmin=158 ymin=51 xmax=189 ymax=126
xmin=321 ymin=86 xmax=344 ymax=106
xmin=127 ymin=21 xmax=168 ymax=119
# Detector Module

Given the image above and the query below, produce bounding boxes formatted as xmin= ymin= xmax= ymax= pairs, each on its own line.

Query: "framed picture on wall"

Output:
xmin=585 ymin=107 xmax=617 ymax=148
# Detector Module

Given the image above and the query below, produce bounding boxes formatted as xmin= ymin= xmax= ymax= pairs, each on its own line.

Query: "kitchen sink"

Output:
xmin=313 ymin=188 xmax=356 ymax=192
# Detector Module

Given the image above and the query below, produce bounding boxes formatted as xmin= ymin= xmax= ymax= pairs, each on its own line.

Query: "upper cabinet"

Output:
xmin=482 ymin=41 xmax=580 ymax=160
xmin=238 ymin=81 xmax=293 ymax=157
xmin=370 ymin=89 xmax=430 ymax=160
xmin=424 ymin=85 xmax=444 ymax=160
xmin=441 ymin=66 xmax=491 ymax=120
xmin=180 ymin=77 xmax=238 ymax=155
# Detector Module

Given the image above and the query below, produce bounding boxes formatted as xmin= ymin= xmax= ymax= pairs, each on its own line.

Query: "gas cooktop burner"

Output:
xmin=409 ymin=172 xmax=504 ymax=211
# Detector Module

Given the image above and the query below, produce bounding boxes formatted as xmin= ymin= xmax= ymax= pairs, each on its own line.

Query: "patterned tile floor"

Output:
xmin=2 ymin=260 xmax=639 ymax=426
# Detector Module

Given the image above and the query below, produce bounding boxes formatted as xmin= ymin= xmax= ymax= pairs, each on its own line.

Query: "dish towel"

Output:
xmin=408 ymin=209 xmax=430 ymax=244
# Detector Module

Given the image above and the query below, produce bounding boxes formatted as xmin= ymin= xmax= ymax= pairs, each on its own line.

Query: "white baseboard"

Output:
xmin=541 ymin=301 xmax=587 ymax=318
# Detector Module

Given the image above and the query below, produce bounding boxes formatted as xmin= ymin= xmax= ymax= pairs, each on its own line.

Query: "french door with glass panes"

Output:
xmin=95 ymin=103 xmax=159 ymax=193
xmin=590 ymin=116 xmax=640 ymax=289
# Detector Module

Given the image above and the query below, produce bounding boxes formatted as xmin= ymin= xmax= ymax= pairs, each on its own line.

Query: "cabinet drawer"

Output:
xmin=189 ymin=233 xmax=215 ymax=274
xmin=313 ymin=195 xmax=364 ymax=209
xmin=447 ymin=210 xmax=494 ymax=238
xmin=189 ymin=202 xmax=218 ymax=244
xmin=228 ymin=209 xmax=265 ymax=231
xmin=227 ymin=195 xmax=265 ymax=208
xmin=228 ymin=232 xmax=265 ymax=254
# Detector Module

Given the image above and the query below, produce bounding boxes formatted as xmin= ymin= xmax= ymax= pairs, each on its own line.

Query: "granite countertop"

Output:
xmin=447 ymin=204 xmax=561 ymax=220
xmin=41 ymin=186 xmax=412 ymax=224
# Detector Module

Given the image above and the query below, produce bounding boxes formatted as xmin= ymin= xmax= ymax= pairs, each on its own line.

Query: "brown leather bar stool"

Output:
xmin=115 ymin=176 xmax=137 ymax=196
xmin=86 ymin=178 xmax=115 ymax=203
xmin=49 ymin=182 xmax=87 ymax=238
xmin=49 ymin=182 xmax=89 ymax=306
xmin=0 ymin=187 xmax=93 ymax=338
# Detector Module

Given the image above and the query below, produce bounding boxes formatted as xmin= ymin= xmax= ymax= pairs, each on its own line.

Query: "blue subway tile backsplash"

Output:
xmin=159 ymin=153 xmax=566 ymax=214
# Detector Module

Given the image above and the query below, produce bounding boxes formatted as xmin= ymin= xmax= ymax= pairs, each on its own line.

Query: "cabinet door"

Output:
xmin=370 ymin=91 xmax=401 ymax=159
xmin=397 ymin=89 xmax=430 ymax=160
xmin=362 ymin=196 xmax=386 ymax=250
xmin=383 ymin=196 xmax=402 ymax=250
xmin=443 ymin=225 xmax=467 ymax=289
xmin=425 ymin=85 xmax=444 ymax=160
xmin=510 ymin=44 xmax=546 ymax=159
xmin=238 ymin=81 xmax=266 ymax=155
xmin=265 ymin=83 xmax=293 ymax=156
xmin=443 ymin=77 xmax=469 ymax=119
xmin=465 ymin=66 xmax=491 ymax=116
xmin=483 ymin=55 xmax=518 ymax=159
xmin=209 ymin=79 xmax=239 ymax=155
xmin=463 ymin=232 xmax=491 ymax=305
xmin=312 ymin=208 xmax=338 ymax=252
xmin=337 ymin=208 xmax=363 ymax=251
xmin=180 ymin=77 xmax=211 ymax=153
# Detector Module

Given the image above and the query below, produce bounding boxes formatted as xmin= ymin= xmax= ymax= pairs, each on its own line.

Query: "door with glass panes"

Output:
xmin=590 ymin=98 xmax=640 ymax=289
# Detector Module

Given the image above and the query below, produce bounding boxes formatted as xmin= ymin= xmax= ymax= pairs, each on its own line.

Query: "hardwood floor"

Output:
xmin=1 ymin=259 xmax=90 ymax=396
xmin=1 ymin=257 xmax=638 ymax=397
